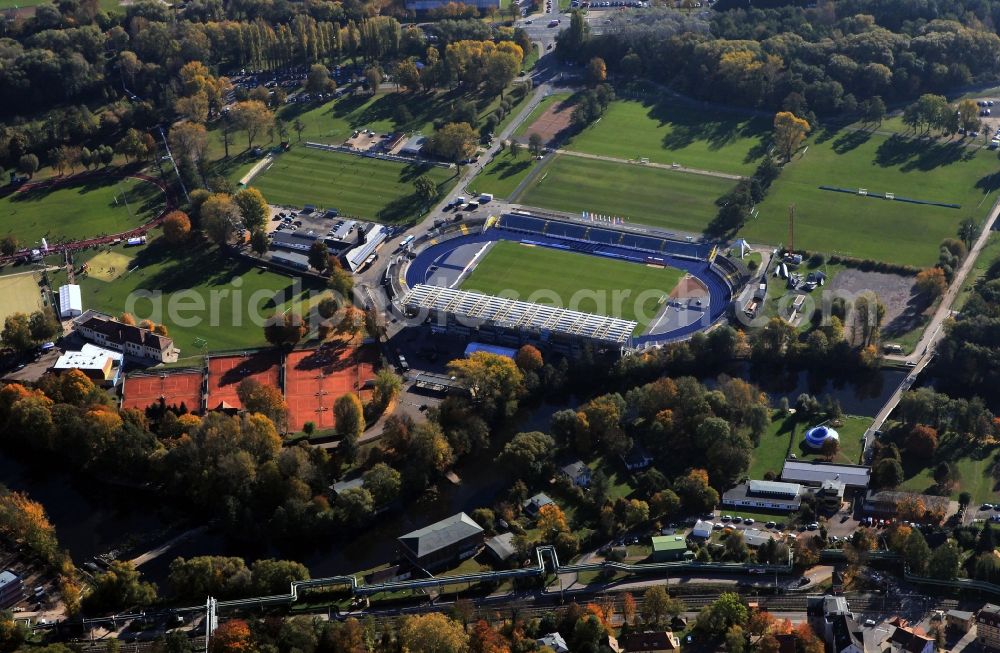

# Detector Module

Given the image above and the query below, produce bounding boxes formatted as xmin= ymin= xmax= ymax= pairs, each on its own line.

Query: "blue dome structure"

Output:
xmin=804 ymin=425 xmax=839 ymax=449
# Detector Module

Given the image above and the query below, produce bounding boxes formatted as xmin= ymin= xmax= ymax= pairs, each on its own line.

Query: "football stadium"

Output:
xmin=397 ymin=212 xmax=746 ymax=352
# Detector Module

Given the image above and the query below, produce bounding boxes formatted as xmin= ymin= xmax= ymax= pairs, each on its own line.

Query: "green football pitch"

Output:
xmin=0 ymin=176 xmax=164 ymax=246
xmin=744 ymin=130 xmax=1000 ymax=267
xmin=460 ymin=240 xmax=686 ymax=331
xmin=517 ymin=154 xmax=734 ymax=235
xmin=251 ymin=147 xmax=456 ymax=224
xmin=0 ymin=272 xmax=45 ymax=325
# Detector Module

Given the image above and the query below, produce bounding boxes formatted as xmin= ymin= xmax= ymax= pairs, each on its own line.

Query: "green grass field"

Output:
xmin=749 ymin=413 xmax=872 ymax=479
xmin=251 ymin=147 xmax=456 ymax=223
xmin=69 ymin=238 xmax=326 ymax=354
xmin=743 ymin=130 xmax=1000 ymax=267
xmin=900 ymin=432 xmax=999 ymax=504
xmin=517 ymin=154 xmax=734 ymax=233
xmin=566 ymin=99 xmax=771 ymax=176
xmin=0 ymin=176 xmax=164 ymax=247
xmin=460 ymin=240 xmax=685 ymax=331
xmin=472 ymin=149 xmax=536 ymax=198
xmin=0 ymin=272 xmax=45 ymax=325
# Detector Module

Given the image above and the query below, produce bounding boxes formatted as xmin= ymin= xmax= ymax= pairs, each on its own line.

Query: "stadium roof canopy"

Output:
xmin=401 ymin=284 xmax=636 ymax=346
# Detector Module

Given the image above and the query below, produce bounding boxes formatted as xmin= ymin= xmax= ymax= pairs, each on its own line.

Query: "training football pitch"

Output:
xmin=0 ymin=272 xmax=45 ymax=325
xmin=70 ymin=239 xmax=326 ymax=354
xmin=744 ymin=130 xmax=1000 ymax=267
xmin=566 ymin=99 xmax=771 ymax=176
xmin=251 ymin=148 xmax=456 ymax=223
xmin=460 ymin=240 xmax=685 ymax=331
xmin=0 ymin=176 xmax=164 ymax=246
xmin=517 ymin=154 xmax=734 ymax=234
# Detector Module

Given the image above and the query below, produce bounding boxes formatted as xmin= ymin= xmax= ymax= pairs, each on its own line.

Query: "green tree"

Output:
xmin=903 ymin=528 xmax=931 ymax=574
xmin=773 ymin=111 xmax=810 ymax=162
xmin=333 ymin=393 xmax=364 ymax=441
xmin=372 ymin=368 xmax=402 ymax=407
xmin=362 ymin=463 xmax=402 ymax=506
xmin=233 ymin=187 xmax=269 ymax=232
xmin=499 ymin=431 xmax=555 ymax=480
xmin=18 ymin=154 xmax=39 ymax=178
xmin=586 ymin=57 xmax=607 ymax=86
xmin=0 ymin=236 xmax=17 ymax=256
xmin=200 ymin=193 xmax=239 ymax=245
xmin=308 ymin=241 xmax=330 ymax=271
xmin=448 ymin=352 xmax=524 ymax=419
xmin=335 ymin=487 xmax=375 ymax=525
xmin=413 ymin=176 xmax=438 ymax=205
xmin=306 ymin=63 xmax=333 ymax=94
xmin=250 ymin=229 xmax=268 ymax=255
xmin=429 ymin=122 xmax=478 ymax=166
xmin=927 ymin=541 xmax=960 ymax=580
xmin=230 ymin=100 xmax=275 ymax=149
xmin=872 ymin=458 xmax=904 ymax=489
xmin=2 ymin=313 xmax=34 ymax=353
xmin=528 ymin=132 xmax=544 ymax=157
xmin=83 ymin=561 xmax=157 ymax=614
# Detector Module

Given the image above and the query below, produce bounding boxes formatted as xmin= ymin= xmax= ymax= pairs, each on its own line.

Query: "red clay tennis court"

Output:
xmin=284 ymin=345 xmax=376 ymax=432
xmin=122 ymin=370 xmax=203 ymax=413
xmin=206 ymin=351 xmax=281 ymax=411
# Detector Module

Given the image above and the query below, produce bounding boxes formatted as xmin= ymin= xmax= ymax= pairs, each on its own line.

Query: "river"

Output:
xmin=0 ymin=367 xmax=905 ymax=583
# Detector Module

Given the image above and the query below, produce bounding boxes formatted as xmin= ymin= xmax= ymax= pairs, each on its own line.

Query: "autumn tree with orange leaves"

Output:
xmin=209 ymin=620 xmax=254 ymax=653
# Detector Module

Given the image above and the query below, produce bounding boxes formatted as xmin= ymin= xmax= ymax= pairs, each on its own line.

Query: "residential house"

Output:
xmin=831 ymin=614 xmax=866 ymax=653
xmin=536 ymin=633 xmax=569 ymax=653
xmin=887 ymin=621 xmax=934 ymax=653
xmin=946 ymin=609 xmax=975 ymax=634
xmin=807 ymin=596 xmax=853 ymax=647
xmin=523 ymin=493 xmax=555 ymax=518
xmin=619 ymin=630 xmax=681 ymax=652
xmin=722 ymin=479 xmax=803 ymax=512
xmin=978 ymin=604 xmax=1000 ymax=650
xmin=397 ymin=512 xmax=484 ymax=571
xmin=561 ymin=460 xmax=592 ymax=488
xmin=74 ymin=311 xmax=177 ymax=363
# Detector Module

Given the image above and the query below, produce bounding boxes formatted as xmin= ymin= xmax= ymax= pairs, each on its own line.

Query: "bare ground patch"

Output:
xmin=521 ymin=99 xmax=575 ymax=147
xmin=827 ymin=268 xmax=929 ymax=343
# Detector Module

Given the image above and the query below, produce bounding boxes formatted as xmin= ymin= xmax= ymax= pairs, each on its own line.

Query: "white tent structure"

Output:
xmin=58 ymin=284 xmax=82 ymax=318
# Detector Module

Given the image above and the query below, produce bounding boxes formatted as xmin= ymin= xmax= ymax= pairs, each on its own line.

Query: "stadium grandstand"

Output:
xmin=400 ymin=284 xmax=638 ymax=353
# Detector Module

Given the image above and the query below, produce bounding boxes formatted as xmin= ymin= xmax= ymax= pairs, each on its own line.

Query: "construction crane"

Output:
xmin=787 ymin=204 xmax=795 ymax=253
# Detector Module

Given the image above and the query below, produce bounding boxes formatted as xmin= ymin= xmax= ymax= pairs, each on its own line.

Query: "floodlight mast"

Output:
xmin=158 ymin=125 xmax=191 ymax=205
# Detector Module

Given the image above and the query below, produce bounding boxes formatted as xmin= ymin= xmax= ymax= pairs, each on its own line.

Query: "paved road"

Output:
xmin=862 ymin=193 xmax=1000 ymax=451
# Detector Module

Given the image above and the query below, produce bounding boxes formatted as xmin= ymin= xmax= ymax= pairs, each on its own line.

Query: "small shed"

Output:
xmin=690 ymin=520 xmax=713 ymax=539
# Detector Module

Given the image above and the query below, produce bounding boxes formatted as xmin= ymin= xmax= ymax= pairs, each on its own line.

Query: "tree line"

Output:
xmin=557 ymin=1 xmax=1000 ymax=116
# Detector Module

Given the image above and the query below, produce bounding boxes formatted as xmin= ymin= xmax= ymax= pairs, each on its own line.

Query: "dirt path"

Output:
xmin=555 ymin=149 xmax=745 ymax=181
